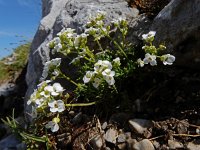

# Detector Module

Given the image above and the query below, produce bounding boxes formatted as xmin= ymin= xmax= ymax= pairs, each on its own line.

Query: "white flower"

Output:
xmin=94 ymin=60 xmax=112 ymax=73
xmin=74 ymin=35 xmax=81 ymax=48
xmin=111 ymin=17 xmax=126 ymax=26
xmin=85 ymin=27 xmax=99 ymax=34
xmin=43 ymin=83 xmax=64 ymax=96
xmin=53 ymin=83 xmax=64 ymax=93
xmin=45 ymin=117 xmax=60 ymax=132
xmin=96 ymin=20 xmax=103 ymax=26
xmin=41 ymin=58 xmax=61 ymax=80
xmin=40 ymin=91 xmax=50 ymax=98
xmin=137 ymin=58 xmax=144 ymax=67
xmin=142 ymin=31 xmax=156 ymax=40
xmin=66 ymin=32 xmax=76 ymax=38
xmin=143 ymin=53 xmax=157 ymax=66
xmin=48 ymin=100 xmax=65 ymax=113
xmin=83 ymin=71 xmax=94 ymax=83
xmin=92 ymin=78 xmax=101 ymax=88
xmin=52 ymin=43 xmax=62 ymax=54
xmin=54 ymin=37 xmax=61 ymax=44
xmin=102 ymin=69 xmax=115 ymax=77
xmin=27 ymin=90 xmax=37 ymax=105
xmin=113 ymin=57 xmax=121 ymax=66
xmin=80 ymin=33 xmax=88 ymax=38
xmin=162 ymin=54 xmax=175 ymax=65
xmin=57 ymin=28 xmax=75 ymax=36
xmin=37 ymin=80 xmax=51 ymax=88
xmin=52 ymin=69 xmax=59 ymax=77
xmin=104 ymin=75 xmax=115 ymax=85
xmin=35 ymin=98 xmax=45 ymax=107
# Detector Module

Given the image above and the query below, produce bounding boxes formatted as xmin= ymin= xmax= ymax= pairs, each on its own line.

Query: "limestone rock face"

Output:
xmin=25 ymin=0 xmax=141 ymax=119
xmin=151 ymin=0 xmax=200 ymax=67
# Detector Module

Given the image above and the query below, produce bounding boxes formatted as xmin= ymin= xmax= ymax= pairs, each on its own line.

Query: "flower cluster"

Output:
xmin=41 ymin=58 xmax=61 ymax=81
xmin=83 ymin=58 xmax=120 ymax=88
xmin=138 ymin=31 xmax=175 ymax=67
xmin=27 ymin=81 xmax=66 ymax=132
xmin=26 ymin=12 xmax=176 ymax=136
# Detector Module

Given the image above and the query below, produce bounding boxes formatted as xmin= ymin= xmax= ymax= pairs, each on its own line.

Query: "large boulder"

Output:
xmin=151 ymin=0 xmax=200 ymax=68
xmin=25 ymin=0 xmax=142 ymax=120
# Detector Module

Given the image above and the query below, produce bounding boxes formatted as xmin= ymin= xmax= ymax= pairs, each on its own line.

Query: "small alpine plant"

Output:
xmin=21 ymin=11 xmax=176 ymax=149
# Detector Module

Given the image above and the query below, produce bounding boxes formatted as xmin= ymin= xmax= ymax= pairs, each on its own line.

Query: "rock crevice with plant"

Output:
xmin=1 ymin=0 xmax=200 ymax=149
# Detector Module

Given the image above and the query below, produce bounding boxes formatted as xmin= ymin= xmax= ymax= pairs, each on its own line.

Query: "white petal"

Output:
xmin=150 ymin=60 xmax=157 ymax=66
xmin=51 ymin=91 xmax=59 ymax=96
xmin=44 ymin=86 xmax=54 ymax=92
xmin=50 ymin=107 xmax=58 ymax=113
xmin=45 ymin=121 xmax=54 ymax=129
xmin=143 ymin=57 xmax=150 ymax=64
xmin=109 ymin=71 xmax=115 ymax=77
xmin=51 ymin=123 xmax=59 ymax=132
xmin=83 ymin=77 xmax=90 ymax=83
xmin=48 ymin=100 xmax=56 ymax=108
xmin=53 ymin=83 xmax=64 ymax=92
xmin=57 ymin=100 xmax=65 ymax=112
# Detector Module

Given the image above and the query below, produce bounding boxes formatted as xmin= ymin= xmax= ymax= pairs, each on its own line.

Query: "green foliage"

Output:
xmin=0 ymin=43 xmax=30 ymax=83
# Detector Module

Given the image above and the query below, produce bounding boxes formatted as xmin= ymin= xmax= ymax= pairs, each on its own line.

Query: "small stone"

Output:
xmin=104 ymin=128 xmax=118 ymax=144
xmin=102 ymin=122 xmax=108 ymax=130
xmin=69 ymin=111 xmax=75 ymax=116
xmin=109 ymin=113 xmax=130 ymax=127
xmin=90 ymin=135 xmax=104 ymax=150
xmin=118 ymin=143 xmax=127 ymax=150
xmin=129 ymin=119 xmax=153 ymax=138
xmin=127 ymin=138 xmax=137 ymax=150
xmin=105 ymin=147 xmax=111 ymax=150
xmin=152 ymin=140 xmax=160 ymax=149
xmin=125 ymin=132 xmax=132 ymax=139
xmin=72 ymin=112 xmax=89 ymax=125
xmin=168 ymin=140 xmax=183 ymax=149
xmin=132 ymin=139 xmax=155 ymax=150
xmin=187 ymin=142 xmax=200 ymax=150
xmin=117 ymin=133 xmax=126 ymax=143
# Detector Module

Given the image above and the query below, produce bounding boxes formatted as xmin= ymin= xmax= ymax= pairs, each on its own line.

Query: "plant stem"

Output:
xmin=107 ymin=35 xmax=128 ymax=58
xmin=59 ymin=72 xmax=79 ymax=87
xmin=113 ymin=85 xmax=118 ymax=94
xmin=96 ymin=39 xmax=104 ymax=52
xmin=65 ymin=101 xmax=96 ymax=107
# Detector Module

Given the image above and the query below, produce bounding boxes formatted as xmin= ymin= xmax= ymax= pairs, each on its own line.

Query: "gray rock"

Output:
xmin=0 ymin=134 xmax=22 ymax=150
xmin=132 ymin=139 xmax=155 ymax=150
xmin=25 ymin=0 xmax=143 ymax=121
xmin=152 ymin=140 xmax=160 ymax=149
xmin=0 ymin=83 xmax=15 ymax=96
xmin=187 ymin=141 xmax=200 ymax=150
xmin=90 ymin=135 xmax=104 ymax=150
xmin=71 ymin=112 xmax=89 ymax=125
xmin=109 ymin=113 xmax=130 ymax=127
xmin=16 ymin=143 xmax=26 ymax=150
xmin=118 ymin=143 xmax=127 ymax=150
xmin=104 ymin=128 xmax=118 ymax=144
xmin=129 ymin=119 xmax=153 ymax=138
xmin=151 ymin=0 xmax=200 ymax=68
xmin=117 ymin=133 xmax=126 ymax=143
xmin=127 ymin=138 xmax=137 ymax=150
xmin=102 ymin=122 xmax=108 ymax=130
xmin=168 ymin=140 xmax=183 ymax=149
